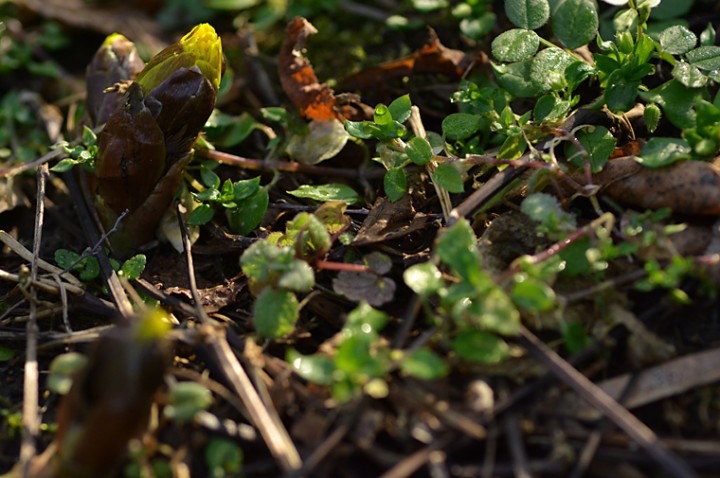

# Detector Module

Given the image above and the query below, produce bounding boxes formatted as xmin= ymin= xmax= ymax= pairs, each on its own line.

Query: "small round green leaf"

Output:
xmin=165 ymin=382 xmax=213 ymax=423
xmin=374 ymin=104 xmax=393 ymax=125
xmin=437 ymin=219 xmax=483 ymax=286
xmin=551 ymin=0 xmax=598 ymax=50
xmin=233 ymin=177 xmax=261 ymax=201
xmin=534 ymin=95 xmax=570 ymax=122
xmin=452 ymin=330 xmax=510 ymax=364
xmin=344 ymin=120 xmax=378 ymax=139
xmin=200 ymin=164 xmax=221 ymax=189
xmin=659 ymin=25 xmax=697 ymax=55
xmin=55 ymin=249 xmax=80 ymax=270
xmin=120 ymin=254 xmax=146 ymax=281
xmin=287 ymin=349 xmax=335 ymax=385
xmin=205 ymin=438 xmax=243 ymax=477
xmin=672 ymin=61 xmax=707 ymax=88
xmin=77 ymin=256 xmax=100 ymax=282
xmin=400 ymin=348 xmax=448 ymax=380
xmin=442 ymin=113 xmax=483 ymax=140
xmin=505 ymin=0 xmax=549 ymax=30
xmin=530 ymin=47 xmax=575 ymax=92
xmin=226 ymin=187 xmax=268 ymax=235
xmin=492 ymin=60 xmax=544 ymax=98
xmin=566 ymin=125 xmax=616 ymax=173
xmin=50 ymin=158 xmax=79 ymax=173
xmin=431 ymin=163 xmax=464 ymax=193
xmin=511 ymin=276 xmax=555 ymax=312
xmin=685 ymin=46 xmax=720 ymax=71
xmin=187 ymin=203 xmax=215 ymax=226
xmin=404 ymin=262 xmax=443 ymax=296
xmin=636 ymin=137 xmax=692 ymax=168
xmin=277 ymin=260 xmax=315 ymax=293
xmin=405 ymin=136 xmax=433 ymax=165
xmin=288 ymin=184 xmax=361 ymax=205
xmin=346 ymin=302 xmax=390 ymax=335
xmin=384 ymin=167 xmax=407 ymax=202
xmin=388 ymin=94 xmax=412 ymax=123
xmin=491 ymin=28 xmax=540 ymax=63
xmin=335 ymin=334 xmax=385 ymax=377
xmin=253 ymin=288 xmax=298 ymax=338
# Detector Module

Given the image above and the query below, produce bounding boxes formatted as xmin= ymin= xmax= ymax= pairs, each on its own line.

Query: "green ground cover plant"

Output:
xmin=2 ymin=0 xmax=720 ymax=476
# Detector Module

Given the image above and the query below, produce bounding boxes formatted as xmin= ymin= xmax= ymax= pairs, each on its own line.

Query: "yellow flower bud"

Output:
xmin=135 ymin=23 xmax=222 ymax=94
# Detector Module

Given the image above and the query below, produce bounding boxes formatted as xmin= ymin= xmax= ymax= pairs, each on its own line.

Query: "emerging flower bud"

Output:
xmin=91 ymin=24 xmax=222 ymax=255
xmin=85 ymin=33 xmax=145 ymax=126
xmin=135 ymin=23 xmax=223 ymax=94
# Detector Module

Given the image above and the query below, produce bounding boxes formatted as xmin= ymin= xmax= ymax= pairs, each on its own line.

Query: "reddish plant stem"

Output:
xmin=464 ymin=154 xmax=552 ymax=170
xmin=497 ymin=213 xmax=614 ymax=283
xmin=202 ymin=149 xmax=384 ymax=179
xmin=315 ymin=259 xmax=371 ymax=273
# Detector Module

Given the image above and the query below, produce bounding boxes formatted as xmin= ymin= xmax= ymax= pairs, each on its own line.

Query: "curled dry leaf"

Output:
xmin=567 ymin=156 xmax=720 ymax=215
xmin=339 ymin=28 xmax=488 ymax=102
xmin=279 ymin=17 xmax=340 ymax=122
xmin=353 ymin=195 xmax=430 ymax=246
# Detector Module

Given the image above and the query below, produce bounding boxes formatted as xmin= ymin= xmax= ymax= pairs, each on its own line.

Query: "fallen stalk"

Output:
xmin=202 ymin=148 xmax=385 ymax=179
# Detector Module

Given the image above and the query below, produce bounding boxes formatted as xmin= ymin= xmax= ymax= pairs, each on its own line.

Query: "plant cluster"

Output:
xmin=3 ymin=0 xmax=720 ymax=476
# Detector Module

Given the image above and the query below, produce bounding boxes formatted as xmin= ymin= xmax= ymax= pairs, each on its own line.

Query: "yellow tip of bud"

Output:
xmin=102 ymin=33 xmax=129 ymax=48
xmin=135 ymin=23 xmax=223 ymax=94
xmin=180 ymin=24 xmax=223 ymax=91
xmin=135 ymin=307 xmax=172 ymax=342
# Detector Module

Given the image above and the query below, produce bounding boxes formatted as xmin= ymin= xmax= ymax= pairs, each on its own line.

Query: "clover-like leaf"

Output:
xmin=551 ymin=0 xmax=598 ymax=50
xmin=253 ymin=288 xmax=299 ymax=338
xmin=505 ymin=0 xmax=550 ymax=30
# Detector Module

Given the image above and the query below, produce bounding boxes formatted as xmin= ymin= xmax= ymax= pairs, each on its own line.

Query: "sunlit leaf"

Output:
xmin=400 ymin=348 xmax=448 ymax=380
xmin=164 ymin=382 xmax=213 ymax=423
xmin=253 ymin=288 xmax=298 ymax=338
xmin=288 ymin=183 xmax=362 ymax=205
xmin=452 ymin=330 xmax=510 ymax=364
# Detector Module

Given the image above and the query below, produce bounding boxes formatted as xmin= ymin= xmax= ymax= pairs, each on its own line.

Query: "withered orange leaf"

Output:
xmin=279 ymin=17 xmax=339 ymax=121
xmin=340 ymin=29 xmax=487 ymax=93
xmin=609 ymin=140 xmax=644 ymax=159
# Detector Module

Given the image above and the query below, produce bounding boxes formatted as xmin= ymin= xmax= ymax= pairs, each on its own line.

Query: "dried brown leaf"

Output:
xmin=279 ymin=17 xmax=339 ymax=121
xmin=353 ymin=195 xmax=430 ymax=246
xmin=568 ymin=157 xmax=720 ymax=215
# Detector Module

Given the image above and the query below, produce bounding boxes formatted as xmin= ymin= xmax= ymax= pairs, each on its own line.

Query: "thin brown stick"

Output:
xmin=282 ymin=411 xmax=357 ymax=478
xmin=19 ymin=164 xmax=49 ymax=476
xmin=0 ymin=270 xmax=86 ymax=296
xmin=504 ymin=413 xmax=531 ymax=478
xmin=203 ymin=149 xmax=384 ymax=179
xmin=378 ymin=433 xmax=454 ymax=478
xmin=519 ymin=326 xmax=696 ymax=478
xmin=409 ymin=106 xmax=452 ymax=221
xmin=0 ymin=231 xmax=83 ymax=287
xmin=63 ymin=170 xmax=134 ymax=318
xmin=0 ymin=147 xmax=65 ymax=178
xmin=177 ymin=207 xmax=302 ymax=472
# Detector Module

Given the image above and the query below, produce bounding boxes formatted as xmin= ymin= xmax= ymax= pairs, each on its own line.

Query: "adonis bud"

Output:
xmin=85 ymin=33 xmax=145 ymax=126
xmin=89 ymin=24 xmax=222 ymax=255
